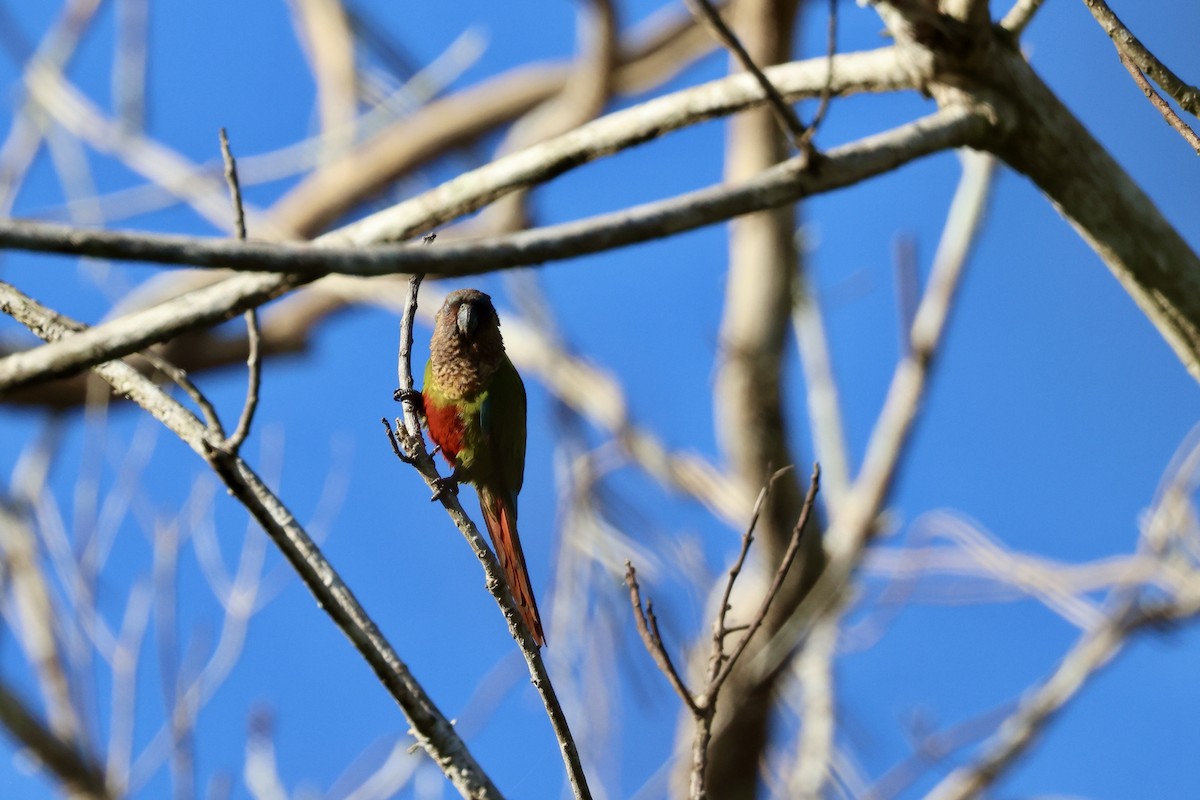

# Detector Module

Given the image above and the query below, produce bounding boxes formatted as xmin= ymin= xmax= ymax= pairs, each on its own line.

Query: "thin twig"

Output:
xmin=1081 ymin=0 xmax=1200 ymax=118
xmin=139 ymin=350 xmax=225 ymax=437
xmin=219 ymin=129 xmax=262 ymax=452
xmin=625 ymin=465 xmax=821 ymax=800
xmin=225 ymin=309 xmax=261 ymax=452
xmin=0 ymin=279 xmax=501 ymax=800
xmin=709 ymin=465 xmax=794 ymax=678
xmin=684 ymin=0 xmax=809 ymax=152
xmin=389 ymin=276 xmax=593 ymax=800
xmin=1117 ymin=53 xmax=1200 ymax=156
xmin=219 ymin=129 xmax=246 ymax=240
xmin=625 ymin=563 xmax=702 ymax=716
xmin=712 ymin=464 xmax=820 ymax=692
xmin=800 ymin=0 xmax=839 ymax=150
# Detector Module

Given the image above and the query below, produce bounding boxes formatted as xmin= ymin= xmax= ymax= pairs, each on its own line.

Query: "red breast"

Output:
xmin=423 ymin=391 xmax=465 ymax=465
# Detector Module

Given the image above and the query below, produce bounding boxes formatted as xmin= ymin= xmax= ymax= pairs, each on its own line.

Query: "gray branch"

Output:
xmin=0 ymin=677 xmax=110 ymax=800
xmin=0 ymin=280 xmax=502 ymax=800
xmin=0 ymin=103 xmax=988 ymax=394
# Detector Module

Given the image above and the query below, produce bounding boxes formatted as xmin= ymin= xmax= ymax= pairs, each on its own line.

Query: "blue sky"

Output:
xmin=2 ymin=1 xmax=1200 ymax=798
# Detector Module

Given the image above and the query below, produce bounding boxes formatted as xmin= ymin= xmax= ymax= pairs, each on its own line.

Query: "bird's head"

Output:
xmin=439 ymin=288 xmax=500 ymax=344
xmin=428 ymin=288 xmax=507 ymax=395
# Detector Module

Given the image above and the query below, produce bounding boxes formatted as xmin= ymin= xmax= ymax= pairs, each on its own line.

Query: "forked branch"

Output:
xmin=625 ymin=464 xmax=820 ymax=799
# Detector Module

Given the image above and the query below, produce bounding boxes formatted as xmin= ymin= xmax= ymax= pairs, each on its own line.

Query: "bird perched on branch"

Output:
xmin=421 ymin=288 xmax=545 ymax=646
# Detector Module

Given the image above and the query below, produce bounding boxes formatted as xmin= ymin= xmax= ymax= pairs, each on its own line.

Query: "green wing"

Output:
xmin=480 ymin=355 xmax=527 ymax=499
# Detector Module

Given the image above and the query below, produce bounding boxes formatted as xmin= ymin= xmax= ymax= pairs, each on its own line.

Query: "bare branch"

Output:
xmin=0 ymin=0 xmax=104 ymax=216
xmin=626 ymin=465 xmax=821 ymax=800
xmin=287 ymin=0 xmax=357 ymax=161
xmin=23 ymin=64 xmax=279 ymax=236
xmin=712 ymin=465 xmax=821 ymax=692
xmin=1117 ymin=53 xmax=1200 ymax=155
xmin=684 ymin=0 xmax=809 ymax=149
xmin=804 ymin=0 xmax=839 ymax=148
xmin=496 ymin=312 xmax=753 ymax=527
xmin=859 ymin=703 xmax=1014 ymax=800
xmin=476 ymin=0 xmax=618 ymax=234
xmin=788 ymin=617 xmax=837 ymax=799
xmin=980 ymin=42 xmax=1200 ymax=384
xmin=1081 ymin=0 xmax=1200 ymax=118
xmin=0 ymin=504 xmax=84 ymax=742
xmin=0 ymin=279 xmax=502 ymax=800
xmin=139 ymin=350 xmax=226 ymax=436
xmin=923 ymin=426 xmax=1200 ymax=799
xmin=832 ymin=150 xmax=994 ymax=562
xmin=0 ymin=104 xmax=987 ymax=396
xmin=112 ymin=0 xmax=149 ymax=133
xmin=624 ymin=563 xmax=701 ymax=716
xmin=218 ymin=129 xmax=261 ymax=453
xmin=224 ymin=309 xmax=262 ymax=452
xmin=267 ymin=5 xmax=715 ymax=239
xmin=219 ymin=128 xmax=247 ymax=241
xmin=390 ymin=276 xmax=593 ymax=800
xmin=319 ymin=46 xmax=911 ymax=247
xmin=710 ymin=466 xmax=794 ymax=676
xmin=792 ymin=269 xmax=850 ymax=514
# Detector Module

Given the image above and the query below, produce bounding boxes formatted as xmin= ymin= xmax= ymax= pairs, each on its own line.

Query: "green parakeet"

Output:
xmin=421 ymin=289 xmax=545 ymax=646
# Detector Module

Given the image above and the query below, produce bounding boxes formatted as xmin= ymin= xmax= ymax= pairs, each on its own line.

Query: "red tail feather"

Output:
xmin=479 ymin=489 xmax=545 ymax=647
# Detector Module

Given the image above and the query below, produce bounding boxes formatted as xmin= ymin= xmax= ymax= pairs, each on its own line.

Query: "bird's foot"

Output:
xmin=394 ymin=388 xmax=424 ymax=412
xmin=430 ymin=474 xmax=459 ymax=502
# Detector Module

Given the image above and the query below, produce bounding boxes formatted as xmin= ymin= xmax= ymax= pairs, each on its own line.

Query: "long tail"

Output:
xmin=479 ymin=487 xmax=545 ymax=647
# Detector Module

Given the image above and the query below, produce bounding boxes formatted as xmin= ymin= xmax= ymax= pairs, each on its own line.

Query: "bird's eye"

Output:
xmin=457 ymin=303 xmax=478 ymax=337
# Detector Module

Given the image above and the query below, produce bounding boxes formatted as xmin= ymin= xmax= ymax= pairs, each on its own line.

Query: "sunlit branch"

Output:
xmin=0 ymin=279 xmax=502 ymax=800
xmin=387 ymin=274 xmax=594 ymax=800
xmin=1080 ymin=0 xmax=1200 ymax=118
xmin=0 ymin=104 xmax=988 ymax=395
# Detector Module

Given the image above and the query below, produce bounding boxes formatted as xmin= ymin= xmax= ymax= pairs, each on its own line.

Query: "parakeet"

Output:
xmin=421 ymin=288 xmax=545 ymax=646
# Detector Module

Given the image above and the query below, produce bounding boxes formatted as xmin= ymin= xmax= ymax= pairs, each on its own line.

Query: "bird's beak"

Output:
xmin=457 ymin=303 xmax=478 ymax=338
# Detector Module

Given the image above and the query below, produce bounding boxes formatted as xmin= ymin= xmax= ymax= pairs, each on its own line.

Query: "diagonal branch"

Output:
xmin=0 ymin=279 xmax=502 ymax=800
xmin=0 ymin=104 xmax=989 ymax=395
xmin=625 ymin=563 xmax=701 ymax=717
xmin=218 ymin=129 xmax=262 ymax=454
xmin=0 ymin=675 xmax=111 ymax=800
xmin=1081 ymin=0 xmax=1200 ymax=118
xmin=684 ymin=0 xmax=809 ymax=148
xmin=626 ymin=465 xmax=821 ymax=800
xmin=389 ymin=275 xmax=592 ymax=800
xmin=925 ymin=592 xmax=1200 ymax=800
xmin=1117 ymin=53 xmax=1200 ymax=155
